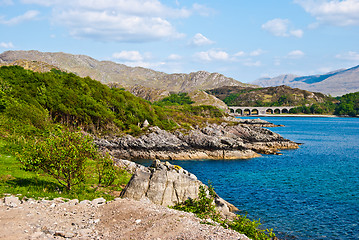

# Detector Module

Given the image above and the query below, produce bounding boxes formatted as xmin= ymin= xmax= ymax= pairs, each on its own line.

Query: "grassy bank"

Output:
xmin=0 ymin=138 xmax=131 ymax=200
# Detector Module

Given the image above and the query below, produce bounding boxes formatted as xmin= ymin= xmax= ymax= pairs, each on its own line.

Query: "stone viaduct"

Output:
xmin=228 ymin=106 xmax=297 ymax=116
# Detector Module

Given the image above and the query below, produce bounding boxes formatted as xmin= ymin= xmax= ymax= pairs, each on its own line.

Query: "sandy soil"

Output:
xmin=0 ymin=196 xmax=250 ymax=240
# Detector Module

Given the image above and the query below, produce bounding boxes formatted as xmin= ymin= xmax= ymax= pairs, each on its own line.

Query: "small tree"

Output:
xmin=17 ymin=128 xmax=101 ymax=191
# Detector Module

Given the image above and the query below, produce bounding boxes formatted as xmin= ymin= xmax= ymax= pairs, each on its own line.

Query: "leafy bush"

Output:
xmin=171 ymin=184 xmax=275 ymax=240
xmin=184 ymin=105 xmax=224 ymax=118
xmin=154 ymin=93 xmax=194 ymax=106
xmin=172 ymin=185 xmax=220 ymax=221
xmin=16 ymin=128 xmax=110 ymax=190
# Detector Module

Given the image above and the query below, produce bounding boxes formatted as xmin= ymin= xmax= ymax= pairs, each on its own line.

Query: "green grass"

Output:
xmin=0 ymin=139 xmax=131 ymax=201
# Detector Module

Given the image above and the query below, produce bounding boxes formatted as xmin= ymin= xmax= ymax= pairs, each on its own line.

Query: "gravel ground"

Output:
xmin=0 ymin=196 xmax=250 ymax=240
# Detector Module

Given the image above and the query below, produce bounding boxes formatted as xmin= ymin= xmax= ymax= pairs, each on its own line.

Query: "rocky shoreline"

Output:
xmin=0 ymin=118 xmax=299 ymax=239
xmin=95 ymin=118 xmax=299 ymax=161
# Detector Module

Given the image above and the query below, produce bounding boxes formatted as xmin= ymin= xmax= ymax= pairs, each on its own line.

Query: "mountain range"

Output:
xmin=1 ymin=50 xmax=357 ymax=99
xmin=0 ymin=50 xmax=252 ymax=93
xmin=251 ymin=65 xmax=359 ymax=96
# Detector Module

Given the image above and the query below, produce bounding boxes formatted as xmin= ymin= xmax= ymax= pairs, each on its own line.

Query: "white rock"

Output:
xmin=91 ymin=198 xmax=106 ymax=206
xmin=4 ymin=196 xmax=21 ymax=208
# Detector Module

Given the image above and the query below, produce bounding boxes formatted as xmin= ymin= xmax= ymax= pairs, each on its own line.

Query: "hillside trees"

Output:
xmin=334 ymin=92 xmax=359 ymax=116
xmin=0 ymin=66 xmax=177 ymax=134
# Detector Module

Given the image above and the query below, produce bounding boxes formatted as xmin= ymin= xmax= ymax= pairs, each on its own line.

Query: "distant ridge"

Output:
xmin=0 ymin=50 xmax=254 ymax=92
xmin=251 ymin=65 xmax=359 ymax=96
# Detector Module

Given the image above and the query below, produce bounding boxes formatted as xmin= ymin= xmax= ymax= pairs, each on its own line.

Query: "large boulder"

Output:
xmin=120 ymin=160 xmax=237 ymax=218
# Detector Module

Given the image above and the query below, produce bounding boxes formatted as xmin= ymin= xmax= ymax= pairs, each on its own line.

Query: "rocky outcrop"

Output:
xmin=188 ymin=90 xmax=229 ymax=112
xmin=120 ymin=160 xmax=237 ymax=218
xmin=127 ymin=85 xmax=170 ymax=102
xmin=96 ymin=122 xmax=298 ymax=161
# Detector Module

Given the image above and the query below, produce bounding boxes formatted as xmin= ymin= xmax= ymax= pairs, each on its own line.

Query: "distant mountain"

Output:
xmin=251 ymin=66 xmax=359 ymax=96
xmin=0 ymin=50 xmax=253 ymax=92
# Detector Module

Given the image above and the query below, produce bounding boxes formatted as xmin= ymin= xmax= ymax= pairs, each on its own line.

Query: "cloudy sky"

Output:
xmin=0 ymin=0 xmax=359 ymax=83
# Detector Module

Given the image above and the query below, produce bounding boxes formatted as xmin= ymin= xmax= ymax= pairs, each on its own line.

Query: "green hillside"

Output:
xmin=207 ymin=85 xmax=338 ymax=114
xmin=0 ymin=66 xmax=225 ymax=199
xmin=334 ymin=92 xmax=359 ymax=116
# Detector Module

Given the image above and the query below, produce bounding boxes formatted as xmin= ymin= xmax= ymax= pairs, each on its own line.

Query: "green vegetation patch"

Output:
xmin=171 ymin=184 xmax=275 ymax=240
xmin=0 ymin=134 xmax=131 ymax=201
xmin=334 ymin=92 xmax=359 ymax=116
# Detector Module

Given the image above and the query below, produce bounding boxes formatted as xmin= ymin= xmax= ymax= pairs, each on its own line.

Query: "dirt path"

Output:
xmin=0 ymin=196 xmax=250 ymax=240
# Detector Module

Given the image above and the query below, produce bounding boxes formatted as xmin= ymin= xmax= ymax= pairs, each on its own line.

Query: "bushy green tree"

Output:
xmin=334 ymin=92 xmax=359 ymax=116
xmin=17 ymin=128 xmax=112 ymax=190
xmin=171 ymin=184 xmax=275 ymax=240
xmin=155 ymin=93 xmax=194 ymax=106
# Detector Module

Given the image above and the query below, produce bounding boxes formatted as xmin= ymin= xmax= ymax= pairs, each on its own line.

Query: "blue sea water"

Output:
xmin=137 ymin=117 xmax=359 ymax=239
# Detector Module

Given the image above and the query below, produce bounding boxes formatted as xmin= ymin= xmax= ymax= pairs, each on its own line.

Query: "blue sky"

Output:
xmin=0 ymin=0 xmax=359 ymax=83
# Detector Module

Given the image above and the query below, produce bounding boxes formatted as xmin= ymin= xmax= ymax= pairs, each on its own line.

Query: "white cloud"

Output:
xmin=0 ymin=0 xmax=13 ymax=5
xmin=262 ymin=18 xmax=303 ymax=38
xmin=295 ymin=0 xmax=359 ymax=26
xmin=167 ymin=54 xmax=182 ymax=61
xmin=336 ymin=51 xmax=359 ymax=61
xmin=195 ymin=49 xmax=230 ymax=61
xmin=192 ymin=3 xmax=215 ymax=16
xmin=274 ymin=58 xmax=281 ymax=66
xmin=112 ymin=51 xmax=145 ymax=62
xmin=290 ymin=29 xmax=304 ymax=38
xmin=287 ymin=50 xmax=305 ymax=59
xmin=54 ymin=9 xmax=184 ymax=42
xmin=250 ymin=49 xmax=265 ymax=56
xmin=120 ymin=60 xmax=166 ymax=69
xmin=111 ymin=50 xmax=165 ymax=69
xmin=0 ymin=41 xmax=14 ymax=48
xmin=234 ymin=51 xmax=245 ymax=57
xmin=243 ymin=60 xmax=262 ymax=67
xmin=0 ymin=10 xmax=39 ymax=25
xmin=20 ymin=0 xmax=212 ymax=42
xmin=189 ymin=33 xmax=214 ymax=47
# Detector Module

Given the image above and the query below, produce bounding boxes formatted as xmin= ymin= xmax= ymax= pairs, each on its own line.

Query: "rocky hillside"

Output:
xmin=207 ymin=85 xmax=336 ymax=107
xmin=0 ymin=59 xmax=60 ymax=73
xmin=188 ymin=90 xmax=228 ymax=111
xmin=0 ymin=50 xmax=253 ymax=92
xmin=251 ymin=65 xmax=359 ymax=96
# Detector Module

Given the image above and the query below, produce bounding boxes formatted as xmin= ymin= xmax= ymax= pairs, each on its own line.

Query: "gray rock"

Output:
xmin=114 ymin=159 xmax=147 ymax=174
xmin=4 ymin=196 xmax=21 ymax=208
xmin=79 ymin=200 xmax=92 ymax=205
xmin=96 ymin=122 xmax=298 ymax=160
xmin=142 ymin=119 xmax=149 ymax=128
xmin=91 ymin=198 xmax=106 ymax=206
xmin=54 ymin=230 xmax=66 ymax=237
xmin=78 ymin=228 xmax=92 ymax=237
xmin=120 ymin=160 xmax=237 ymax=218
xmin=66 ymin=199 xmax=79 ymax=206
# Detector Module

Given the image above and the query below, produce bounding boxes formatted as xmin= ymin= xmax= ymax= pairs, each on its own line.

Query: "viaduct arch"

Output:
xmin=228 ymin=106 xmax=297 ymax=116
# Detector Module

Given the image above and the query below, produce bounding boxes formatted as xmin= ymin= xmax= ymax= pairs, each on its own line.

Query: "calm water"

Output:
xmin=137 ymin=117 xmax=359 ymax=239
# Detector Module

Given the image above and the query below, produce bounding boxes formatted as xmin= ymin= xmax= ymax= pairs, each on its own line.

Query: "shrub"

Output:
xmin=171 ymin=184 xmax=275 ymax=240
xmin=96 ymin=152 xmax=117 ymax=187
xmin=17 ymin=128 xmax=103 ymax=190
